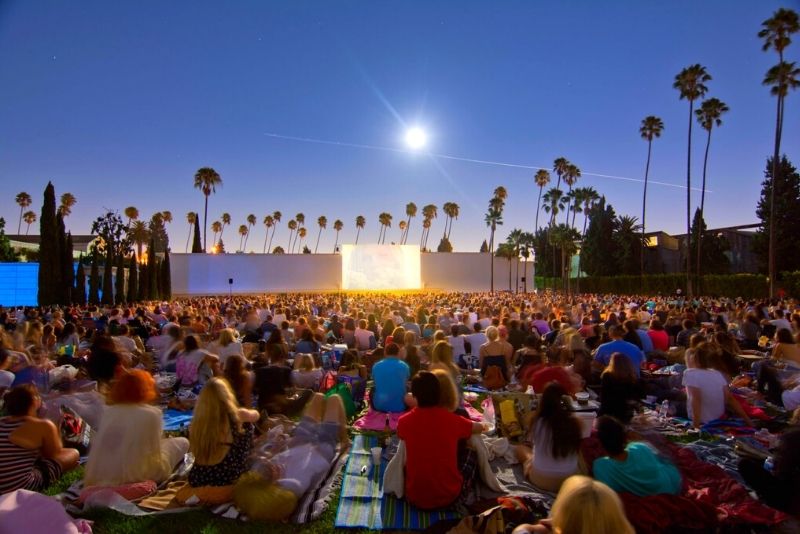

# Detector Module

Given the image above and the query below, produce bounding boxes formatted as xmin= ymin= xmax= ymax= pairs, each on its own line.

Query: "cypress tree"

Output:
xmin=38 ymin=182 xmax=58 ymax=305
xmin=147 ymin=237 xmax=158 ymax=299
xmin=54 ymin=212 xmax=66 ymax=303
xmin=191 ymin=215 xmax=203 ymax=253
xmin=127 ymin=254 xmax=138 ymax=303
xmin=137 ymin=255 xmax=148 ymax=301
xmin=160 ymin=248 xmax=172 ymax=300
xmin=101 ymin=243 xmax=114 ymax=305
xmin=74 ymin=255 xmax=86 ymax=305
xmin=61 ymin=231 xmax=74 ymax=304
xmin=88 ymin=250 xmax=100 ymax=304
xmin=115 ymin=251 xmax=126 ymax=304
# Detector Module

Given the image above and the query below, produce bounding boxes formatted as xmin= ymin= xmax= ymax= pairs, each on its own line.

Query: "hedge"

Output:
xmin=532 ymin=274 xmax=772 ymax=298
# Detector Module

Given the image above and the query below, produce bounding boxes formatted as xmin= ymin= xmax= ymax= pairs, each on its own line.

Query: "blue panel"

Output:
xmin=0 ymin=263 xmax=39 ymax=307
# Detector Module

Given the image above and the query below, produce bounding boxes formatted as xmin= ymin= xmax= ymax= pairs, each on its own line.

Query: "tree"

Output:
xmin=272 ymin=246 xmax=285 ymax=254
xmin=297 ymin=227 xmax=307 ymax=253
xmin=0 ymin=218 xmax=19 ymax=262
xmin=695 ymin=97 xmax=729 ymax=281
xmin=562 ymin=164 xmax=581 ymax=225
xmin=495 ymin=243 xmax=516 ymax=291
xmin=533 ymin=170 xmax=550 ymax=234
xmin=581 ymin=197 xmax=617 ymax=277
xmin=193 ymin=167 xmax=222 ymax=252
xmin=114 ymin=248 xmax=125 ymax=304
xmin=421 ymin=218 xmax=431 ymax=251
xmin=262 ymin=216 xmax=273 ymax=253
xmin=355 ymin=215 xmax=365 ymax=245
xmin=575 ymin=187 xmax=600 ymax=290
xmin=399 ymin=220 xmax=407 ymax=243
xmin=191 ymin=215 xmax=203 ymax=253
xmin=91 ymin=211 xmax=128 ymax=305
xmin=674 ymin=64 xmax=712 ymax=295
xmin=479 ymin=240 xmax=489 ymax=253
xmin=377 ymin=213 xmax=392 ymax=244
xmin=315 ymin=215 xmax=327 ymax=253
xmin=127 ymin=254 xmax=138 ymax=303
xmin=137 ymin=248 xmax=148 ymax=301
xmin=270 ymin=211 xmax=281 ymax=252
xmin=689 ymin=209 xmax=730 ymax=277
xmin=238 ymin=224 xmax=248 ymax=252
xmin=15 ymin=192 xmax=32 ymax=234
xmin=613 ymin=215 xmax=645 ymax=276
xmin=220 ymin=213 xmax=231 ymax=242
xmin=552 ymin=158 xmax=569 ymax=192
xmin=753 ymin=156 xmax=800 ymax=276
xmin=58 ymin=193 xmax=77 ymax=219
xmin=160 ymin=247 xmax=172 ymax=300
xmin=129 ymin=220 xmax=150 ymax=259
xmin=125 ymin=206 xmax=139 ymax=226
xmin=185 ymin=212 xmax=196 ymax=252
xmin=302 ymin=245 xmax=311 ymax=254
xmin=507 ymin=228 xmax=524 ymax=292
xmin=759 ymin=8 xmax=799 ymax=296
xmin=59 ymin=226 xmax=73 ymax=304
xmin=550 ymin=224 xmax=581 ymax=292
xmin=639 ymin=115 xmax=664 ymax=277
xmin=485 ymin=204 xmax=503 ymax=292
xmin=74 ymin=255 xmax=86 ymax=305
xmin=419 ymin=204 xmax=437 ymax=250
xmin=244 ymin=214 xmax=256 ymax=251
xmin=212 ymin=220 xmax=223 ymax=248
xmin=402 ymin=202 xmax=417 ymax=244
xmin=542 ymin=187 xmax=566 ymax=226
xmin=88 ymin=247 xmax=100 ymax=304
xmin=22 ymin=211 xmax=36 ymax=235
xmin=37 ymin=183 xmax=58 ymax=305
xmin=287 ymin=219 xmax=297 ymax=252
xmin=332 ymin=219 xmax=343 ymax=252
xmin=149 ymin=212 xmax=169 ymax=254
xmin=161 ymin=210 xmax=173 ymax=226
xmin=519 ymin=231 xmax=535 ymax=293
xmin=436 ymin=237 xmax=453 ymax=252
xmin=147 ymin=237 xmax=158 ymax=300
xmin=442 ymin=202 xmax=460 ymax=240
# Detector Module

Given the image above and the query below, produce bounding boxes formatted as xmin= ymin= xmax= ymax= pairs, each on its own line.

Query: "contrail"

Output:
xmin=262 ymin=132 xmax=708 ymax=192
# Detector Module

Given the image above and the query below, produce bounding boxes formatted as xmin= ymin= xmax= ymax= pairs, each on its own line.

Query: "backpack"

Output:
xmin=319 ymin=370 xmax=337 ymax=393
xmin=483 ymin=365 xmax=508 ymax=391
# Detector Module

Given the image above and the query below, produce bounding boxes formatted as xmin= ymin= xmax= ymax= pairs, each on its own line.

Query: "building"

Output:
xmin=644 ymin=223 xmax=759 ymax=274
xmin=7 ymin=234 xmax=97 ymax=260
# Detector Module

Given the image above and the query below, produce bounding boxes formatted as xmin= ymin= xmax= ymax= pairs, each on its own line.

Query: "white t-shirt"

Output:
xmin=448 ymin=335 xmax=467 ymax=358
xmin=682 ymin=368 xmax=728 ymax=424
xmin=213 ymin=342 xmax=244 ymax=366
xmin=770 ymin=318 xmax=792 ymax=332
xmin=531 ymin=420 xmax=579 ymax=477
xmin=466 ymin=332 xmax=487 ymax=355
xmin=354 ymin=328 xmax=374 ymax=350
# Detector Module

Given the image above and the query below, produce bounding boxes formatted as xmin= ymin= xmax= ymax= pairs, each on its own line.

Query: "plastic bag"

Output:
xmin=481 ymin=397 xmax=495 ymax=433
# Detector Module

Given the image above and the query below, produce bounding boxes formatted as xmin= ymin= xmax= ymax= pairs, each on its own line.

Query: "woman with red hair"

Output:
xmin=84 ymin=370 xmax=189 ymax=487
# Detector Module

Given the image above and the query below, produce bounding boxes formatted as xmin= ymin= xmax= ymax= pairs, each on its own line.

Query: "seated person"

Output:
xmin=175 ymin=335 xmax=220 ymax=388
xmin=397 ymin=372 xmax=484 ymax=510
xmin=188 ymin=378 xmax=259 ymax=487
xmin=0 ymin=384 xmax=79 ymax=494
xmin=514 ymin=382 xmax=582 ymax=492
xmin=224 ymin=355 xmax=254 ymax=409
xmin=291 ymin=354 xmax=323 ymax=390
xmin=337 ymin=351 xmax=367 ymax=402
xmin=294 ymin=329 xmax=320 ymax=355
xmin=84 ymin=370 xmax=189 ymax=487
xmin=209 ymin=328 xmax=244 ymax=367
xmin=682 ymin=342 xmax=752 ymax=429
xmin=371 ymin=343 xmax=410 ymax=413
xmin=479 ymin=326 xmax=512 ymax=383
xmin=255 ymin=363 xmax=313 ymax=416
xmin=593 ymin=415 xmax=681 ymax=497
xmin=592 ymin=325 xmax=645 ymax=377
xmin=771 ymin=328 xmax=800 ymax=369
xmin=599 ymin=354 xmax=643 ymax=423
xmin=511 ymin=475 xmax=634 ymax=534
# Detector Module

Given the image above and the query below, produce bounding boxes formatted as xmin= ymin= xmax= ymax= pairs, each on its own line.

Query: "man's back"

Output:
xmin=595 ymin=340 xmax=644 ymax=375
xmin=372 ymin=358 xmax=410 ymax=413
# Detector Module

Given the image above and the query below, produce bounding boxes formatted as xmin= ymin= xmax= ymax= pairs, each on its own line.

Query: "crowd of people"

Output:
xmin=1 ymin=290 xmax=799 ymax=530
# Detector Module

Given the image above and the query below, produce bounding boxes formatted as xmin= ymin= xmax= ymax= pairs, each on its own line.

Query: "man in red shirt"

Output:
xmin=397 ymin=371 xmax=484 ymax=509
xmin=530 ymin=349 xmax=580 ymax=395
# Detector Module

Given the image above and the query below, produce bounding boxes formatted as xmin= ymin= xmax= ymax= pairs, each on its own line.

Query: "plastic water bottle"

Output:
xmin=659 ymin=400 xmax=670 ymax=420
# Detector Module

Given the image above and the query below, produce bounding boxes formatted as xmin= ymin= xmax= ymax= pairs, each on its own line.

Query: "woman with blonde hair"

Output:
xmin=188 ymin=378 xmax=259 ymax=487
xmin=210 ymin=328 xmax=243 ymax=367
xmin=512 ymin=475 xmax=634 ymax=534
xmin=291 ymin=353 xmax=323 ymax=390
xmin=479 ymin=326 xmax=512 ymax=384
xmin=431 ymin=368 xmax=459 ymax=412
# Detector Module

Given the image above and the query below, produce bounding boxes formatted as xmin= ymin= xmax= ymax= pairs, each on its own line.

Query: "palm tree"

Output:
xmin=674 ymin=64 xmax=711 ymax=295
xmin=287 ymin=219 xmax=297 ymax=252
xmin=238 ymin=224 xmax=248 ymax=252
xmin=533 ymin=170 xmax=550 ymax=233
xmin=129 ymin=220 xmax=150 ymax=259
xmin=760 ymin=7 xmax=800 ymax=295
xmin=694 ymin=98 xmax=730 ymax=282
xmin=421 ymin=219 xmax=432 ymax=251
xmin=23 ymin=210 xmax=36 ymax=235
xmin=398 ymin=220 xmax=407 ymax=243
xmin=575 ymin=187 xmax=600 ymax=293
xmin=443 ymin=202 xmax=460 ymax=240
xmin=262 ymin=215 xmax=274 ymax=253
xmin=315 ymin=215 xmax=327 ymax=253
xmin=562 ymin=164 xmax=581 ymax=225
xmin=354 ymin=215 xmax=365 ymax=245
xmin=185 ymin=212 xmax=196 ymax=252
xmin=493 ymin=186 xmax=508 ymax=204
xmin=542 ymin=187 xmax=566 ymax=226
xmin=124 ymin=206 xmax=139 ymax=227
xmin=333 ymin=219 xmax=343 ymax=252
xmin=552 ymin=158 xmax=569 ymax=191
xmin=402 ymin=202 xmax=417 ymax=244
xmin=518 ymin=231 xmax=535 ymax=293
xmin=567 ymin=188 xmax=585 ymax=229
xmin=639 ymin=115 xmax=665 ymax=277
xmin=297 ymin=227 xmax=308 ymax=253
xmin=550 ymin=224 xmax=581 ymax=293
xmin=58 ymin=193 xmax=76 ymax=218
xmin=161 ymin=211 xmax=173 ymax=225
xmin=270 ymin=211 xmax=282 ymax=253
xmin=485 ymin=204 xmax=504 ymax=292
xmin=495 ymin=243 xmax=516 ymax=291
xmin=507 ymin=228 xmax=524 ymax=292
xmin=220 ymin=213 xmax=231 ymax=242
xmin=378 ymin=212 xmax=392 ymax=244
xmin=211 ymin=220 xmax=222 ymax=247
xmin=14 ymin=192 xmax=31 ymax=234
xmin=421 ymin=204 xmax=437 ymax=250
xmin=193 ymin=167 xmax=222 ymax=252
xmin=240 ymin=214 xmax=254 ymax=251
xmin=291 ymin=213 xmax=305 ymax=252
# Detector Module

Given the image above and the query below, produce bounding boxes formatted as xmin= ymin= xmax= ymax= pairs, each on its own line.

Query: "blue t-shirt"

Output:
xmin=593 ymin=442 xmax=682 ymax=497
xmin=636 ymin=330 xmax=654 ymax=353
xmin=594 ymin=340 xmax=645 ymax=376
xmin=372 ymin=357 xmax=410 ymax=413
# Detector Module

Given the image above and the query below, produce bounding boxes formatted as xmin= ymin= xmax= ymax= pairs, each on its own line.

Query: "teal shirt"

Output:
xmin=593 ymin=442 xmax=682 ymax=497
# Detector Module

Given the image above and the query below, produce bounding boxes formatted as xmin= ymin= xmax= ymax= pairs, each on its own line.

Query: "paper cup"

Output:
xmin=371 ymin=446 xmax=382 ymax=465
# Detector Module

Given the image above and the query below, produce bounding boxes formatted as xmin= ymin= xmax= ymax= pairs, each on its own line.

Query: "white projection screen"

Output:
xmin=341 ymin=244 xmax=421 ymax=290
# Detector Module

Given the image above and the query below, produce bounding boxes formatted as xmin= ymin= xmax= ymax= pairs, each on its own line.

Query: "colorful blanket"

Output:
xmin=352 ymin=402 xmax=482 ymax=432
xmin=162 ymin=409 xmax=193 ymax=432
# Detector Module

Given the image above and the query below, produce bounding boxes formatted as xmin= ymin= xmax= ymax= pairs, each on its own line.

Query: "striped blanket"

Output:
xmin=334 ymin=435 xmax=461 ymax=530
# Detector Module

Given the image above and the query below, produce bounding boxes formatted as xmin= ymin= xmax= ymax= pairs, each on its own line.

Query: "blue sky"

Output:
xmin=0 ymin=1 xmax=797 ymax=253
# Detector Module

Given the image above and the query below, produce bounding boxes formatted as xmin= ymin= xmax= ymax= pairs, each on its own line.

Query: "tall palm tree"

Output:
xmin=639 ymin=115 xmax=665 ymax=277
xmin=161 ymin=211 xmax=173 ymax=225
xmin=355 ymin=215 xmax=365 ymax=245
xmin=262 ymin=215 xmax=274 ymax=253
xmin=443 ymin=202 xmax=460 ymax=239
xmin=333 ymin=219 xmax=343 ymax=252
xmin=562 ymin=164 xmax=581 ymax=225
xmin=485 ymin=205 xmax=504 ymax=292
xmin=493 ymin=186 xmax=508 ymax=204
xmin=58 ymin=192 xmax=76 ymax=218
xmin=124 ymin=206 xmax=139 ymax=227
xmin=14 ymin=192 xmax=31 ymax=234
xmin=551 ymin=224 xmax=581 ymax=293
xmin=533 ymin=170 xmax=550 ymax=233
xmin=402 ymin=202 xmax=417 ymax=244
xmin=568 ymin=188 xmax=585 ymax=229
xmin=495 ymin=243 xmax=516 ymax=291
xmin=23 ymin=211 xmax=36 ymax=235
xmin=552 ymin=158 xmax=569 ymax=191
xmin=378 ymin=212 xmax=392 ymax=244
xmin=193 ymin=167 xmax=222 ymax=252
xmin=760 ymin=9 xmax=800 ymax=295
xmin=291 ymin=213 xmax=305 ymax=252
xmin=211 ymin=220 xmax=222 ymax=247
xmin=297 ymin=227 xmax=308 ymax=252
xmin=185 ymin=212 xmax=196 ymax=252
xmin=242 ymin=214 xmax=256 ymax=251
xmin=220 ymin=213 xmax=231 ymax=242
xmin=519 ymin=231 xmax=535 ymax=293
xmin=315 ymin=215 xmax=327 ymax=253
xmin=130 ymin=220 xmax=150 ymax=259
xmin=421 ymin=219 xmax=432 ymax=250
xmin=271 ymin=211 xmax=282 ymax=253
xmin=542 ymin=187 xmax=566 ymax=226
xmin=507 ymin=228 xmax=524 ymax=293
xmin=576 ymin=187 xmax=600 ymax=293
xmin=398 ymin=220 xmax=407 ymax=243
xmin=674 ymin=64 xmax=711 ymax=295
xmin=238 ymin=225 xmax=248 ymax=252
xmin=421 ymin=204 xmax=437 ymax=250
xmin=694 ymin=97 xmax=730 ymax=282
xmin=287 ymin=219 xmax=297 ymax=252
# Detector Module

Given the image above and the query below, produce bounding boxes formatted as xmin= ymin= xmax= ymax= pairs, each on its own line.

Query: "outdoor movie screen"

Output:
xmin=340 ymin=244 xmax=421 ymax=290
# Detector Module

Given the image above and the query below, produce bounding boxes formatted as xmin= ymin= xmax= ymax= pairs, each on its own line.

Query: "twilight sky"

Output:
xmin=0 ymin=1 xmax=798 ymax=254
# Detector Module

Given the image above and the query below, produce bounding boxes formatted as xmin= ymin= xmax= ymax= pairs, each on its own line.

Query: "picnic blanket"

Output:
xmin=335 ymin=434 xmax=461 ymax=530
xmin=162 ymin=409 xmax=193 ymax=432
xmin=352 ymin=401 xmax=483 ymax=432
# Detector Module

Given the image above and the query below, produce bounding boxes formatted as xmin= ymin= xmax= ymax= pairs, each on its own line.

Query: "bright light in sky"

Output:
xmin=404 ymin=127 xmax=427 ymax=149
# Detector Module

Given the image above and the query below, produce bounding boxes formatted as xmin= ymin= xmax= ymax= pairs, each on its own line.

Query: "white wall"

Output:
xmin=171 ymin=252 xmax=535 ymax=295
